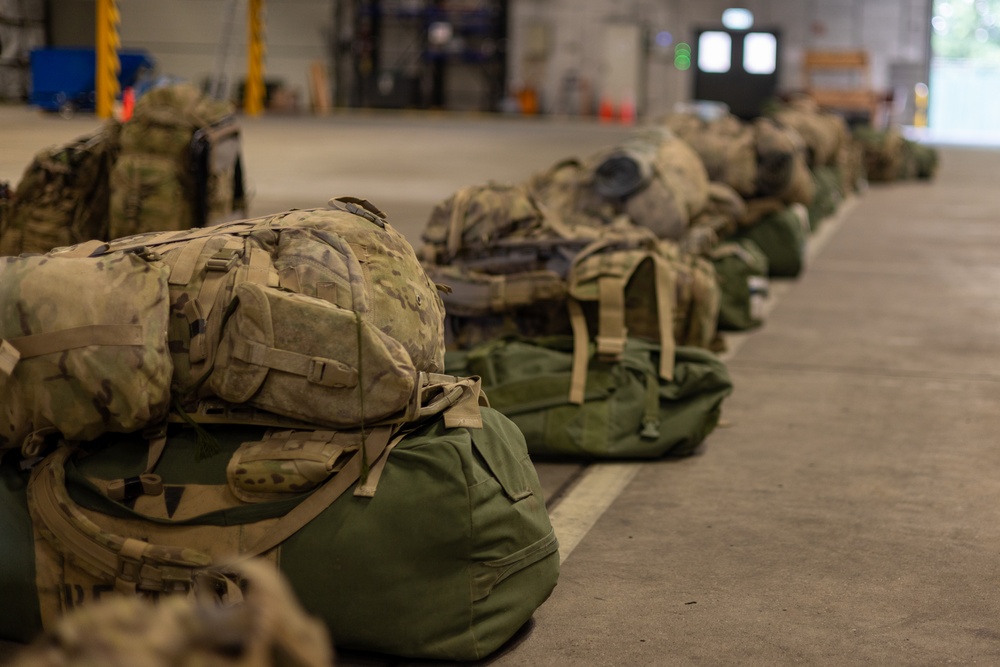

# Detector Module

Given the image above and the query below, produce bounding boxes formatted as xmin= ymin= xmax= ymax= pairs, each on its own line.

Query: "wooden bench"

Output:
xmin=803 ymin=50 xmax=886 ymax=127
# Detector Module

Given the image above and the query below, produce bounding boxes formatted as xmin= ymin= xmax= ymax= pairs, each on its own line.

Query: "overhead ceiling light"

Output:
xmin=722 ymin=8 xmax=754 ymax=30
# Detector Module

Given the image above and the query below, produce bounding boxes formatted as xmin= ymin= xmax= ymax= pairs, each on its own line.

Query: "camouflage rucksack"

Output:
xmin=0 ymin=122 xmax=121 ymax=256
xmin=0 ymin=197 xmax=447 ymax=453
xmin=109 ymin=83 xmax=248 ymax=239
xmin=560 ymin=127 xmax=710 ymax=240
xmin=663 ymin=111 xmax=759 ymax=197
xmin=752 ymin=117 xmax=815 ymax=207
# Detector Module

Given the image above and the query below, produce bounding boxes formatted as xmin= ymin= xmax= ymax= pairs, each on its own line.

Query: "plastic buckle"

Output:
xmin=121 ymin=476 xmax=144 ymax=501
xmin=116 ymin=554 xmax=142 ymax=586
xmin=640 ymin=418 xmax=661 ymax=440
xmin=595 ymin=336 xmax=627 ymax=358
xmin=206 ymin=248 xmax=241 ymax=272
xmin=160 ymin=566 xmax=193 ymax=594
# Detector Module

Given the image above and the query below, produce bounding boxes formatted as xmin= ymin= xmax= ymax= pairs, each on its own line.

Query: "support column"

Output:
xmin=245 ymin=0 xmax=266 ymax=116
xmin=95 ymin=0 xmax=120 ymax=119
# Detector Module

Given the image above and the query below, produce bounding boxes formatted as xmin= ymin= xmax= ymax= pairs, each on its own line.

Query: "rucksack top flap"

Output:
xmin=208 ymin=283 xmax=417 ymax=427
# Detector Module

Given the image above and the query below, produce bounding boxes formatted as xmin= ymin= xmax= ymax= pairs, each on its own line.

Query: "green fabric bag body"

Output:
xmin=711 ymin=239 xmax=770 ymax=331
xmin=808 ymin=166 xmax=845 ymax=229
xmin=1 ymin=407 xmax=559 ymax=661
xmin=735 ymin=203 xmax=809 ymax=278
xmin=0 ymin=457 xmax=39 ymax=643
xmin=447 ymin=337 xmax=733 ymax=459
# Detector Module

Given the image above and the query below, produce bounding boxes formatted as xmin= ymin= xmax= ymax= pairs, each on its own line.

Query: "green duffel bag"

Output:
xmin=0 ymin=407 xmax=559 ymax=661
xmin=807 ymin=165 xmax=844 ymax=229
xmin=446 ymin=337 xmax=733 ymax=459
xmin=711 ymin=239 xmax=770 ymax=331
xmin=735 ymin=203 xmax=809 ymax=278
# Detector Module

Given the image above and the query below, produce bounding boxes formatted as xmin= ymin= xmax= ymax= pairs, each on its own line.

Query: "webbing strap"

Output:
xmin=0 ymin=340 xmax=21 ymax=376
xmin=243 ymin=426 xmax=394 ymax=557
xmin=595 ymin=275 xmax=628 ymax=358
xmin=54 ymin=239 xmax=108 ymax=258
xmin=567 ymin=299 xmax=590 ymax=405
xmin=353 ymin=430 xmax=408 ymax=498
xmin=232 ymin=339 xmax=359 ymax=388
xmin=243 ymin=246 xmax=276 ymax=286
xmin=186 ymin=238 xmax=243 ymax=364
xmin=28 ymin=447 xmax=212 ymax=594
xmin=165 ymin=235 xmax=211 ymax=286
xmin=5 ymin=324 xmax=143 ymax=359
xmin=445 ymin=271 xmax=565 ymax=314
xmin=653 ymin=255 xmax=677 ymax=382
xmin=640 ymin=371 xmax=662 ymax=440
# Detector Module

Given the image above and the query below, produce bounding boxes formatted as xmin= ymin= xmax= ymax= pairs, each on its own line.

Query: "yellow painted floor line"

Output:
xmin=548 ymin=463 xmax=645 ymax=564
xmin=549 ymin=194 xmax=860 ymax=566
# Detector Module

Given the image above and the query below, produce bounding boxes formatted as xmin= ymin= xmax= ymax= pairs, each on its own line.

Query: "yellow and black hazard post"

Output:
xmin=95 ymin=0 xmax=120 ymax=119
xmin=245 ymin=0 xmax=266 ymax=116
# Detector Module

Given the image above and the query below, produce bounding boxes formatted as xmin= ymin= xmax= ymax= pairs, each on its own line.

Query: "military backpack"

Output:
xmin=0 ymin=198 xmax=447 ymax=454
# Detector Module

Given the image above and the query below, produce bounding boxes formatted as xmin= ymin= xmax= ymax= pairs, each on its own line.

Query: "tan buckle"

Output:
xmin=206 ymin=248 xmax=242 ymax=272
xmin=307 ymin=357 xmax=357 ymax=388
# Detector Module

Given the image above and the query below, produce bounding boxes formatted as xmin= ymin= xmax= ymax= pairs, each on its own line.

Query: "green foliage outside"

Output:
xmin=932 ymin=0 xmax=1000 ymax=63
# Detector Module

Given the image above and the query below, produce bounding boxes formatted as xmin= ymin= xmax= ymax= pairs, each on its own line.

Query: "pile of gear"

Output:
xmin=422 ymin=97 xmax=937 ymax=464
xmin=0 ymin=84 xmax=560 ymax=663
xmin=0 ymin=83 xmax=939 ymax=664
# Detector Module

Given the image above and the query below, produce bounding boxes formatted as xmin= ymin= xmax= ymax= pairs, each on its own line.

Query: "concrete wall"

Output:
xmin=508 ymin=0 xmax=932 ymax=120
xmin=50 ymin=0 xmax=332 ymax=109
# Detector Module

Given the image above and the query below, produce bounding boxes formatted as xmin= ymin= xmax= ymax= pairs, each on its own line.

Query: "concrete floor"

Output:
xmin=2 ymin=105 xmax=1000 ymax=666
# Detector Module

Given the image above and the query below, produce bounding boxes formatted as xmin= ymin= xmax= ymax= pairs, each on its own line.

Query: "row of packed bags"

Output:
xmin=0 ymin=198 xmax=560 ymax=661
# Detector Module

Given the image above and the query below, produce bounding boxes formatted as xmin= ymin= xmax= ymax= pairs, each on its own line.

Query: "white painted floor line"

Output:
xmin=548 ymin=463 xmax=645 ymax=564
xmin=549 ymin=195 xmax=860 ymax=565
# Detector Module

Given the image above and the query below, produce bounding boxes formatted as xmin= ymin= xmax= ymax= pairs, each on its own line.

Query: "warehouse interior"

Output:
xmin=2 ymin=1 xmax=1000 ymax=665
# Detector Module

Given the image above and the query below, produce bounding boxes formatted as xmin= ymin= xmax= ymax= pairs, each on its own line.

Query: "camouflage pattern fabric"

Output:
xmin=92 ymin=198 xmax=445 ymax=427
xmin=898 ymin=139 xmax=939 ymax=181
xmin=753 ymin=117 xmax=815 ymax=207
xmin=852 ymin=126 xmax=905 ymax=183
xmin=770 ymin=95 xmax=850 ymax=168
xmin=526 ymin=158 xmax=617 ymax=231
xmin=681 ymin=181 xmax=747 ymax=256
xmin=0 ymin=252 xmax=173 ymax=451
xmin=663 ymin=111 xmax=758 ymax=197
xmin=227 ymin=429 xmax=359 ymax=502
xmin=421 ymin=182 xmax=549 ymax=265
xmin=9 ymin=559 xmax=334 ymax=667
xmin=208 ymin=282 xmax=418 ymax=428
xmin=109 ymin=82 xmax=247 ymax=238
xmin=612 ymin=126 xmax=710 ymax=239
xmin=0 ymin=197 xmax=445 ymax=449
xmin=0 ymin=122 xmax=120 ymax=256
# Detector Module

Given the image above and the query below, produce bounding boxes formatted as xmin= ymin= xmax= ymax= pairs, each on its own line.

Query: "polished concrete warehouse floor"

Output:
xmin=2 ymin=105 xmax=1000 ymax=666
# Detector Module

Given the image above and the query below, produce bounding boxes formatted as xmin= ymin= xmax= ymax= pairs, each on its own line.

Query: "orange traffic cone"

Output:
xmin=121 ymin=87 xmax=136 ymax=121
xmin=619 ymin=97 xmax=636 ymax=125
xmin=598 ymin=96 xmax=615 ymax=123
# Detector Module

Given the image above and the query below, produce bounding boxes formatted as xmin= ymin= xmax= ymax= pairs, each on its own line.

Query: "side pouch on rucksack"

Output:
xmin=109 ymin=153 xmax=193 ymax=239
xmin=0 ymin=251 xmax=173 ymax=451
xmin=207 ymin=282 xmax=417 ymax=427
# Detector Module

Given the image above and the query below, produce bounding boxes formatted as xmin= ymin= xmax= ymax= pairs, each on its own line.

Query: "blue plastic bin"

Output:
xmin=29 ymin=47 xmax=155 ymax=114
